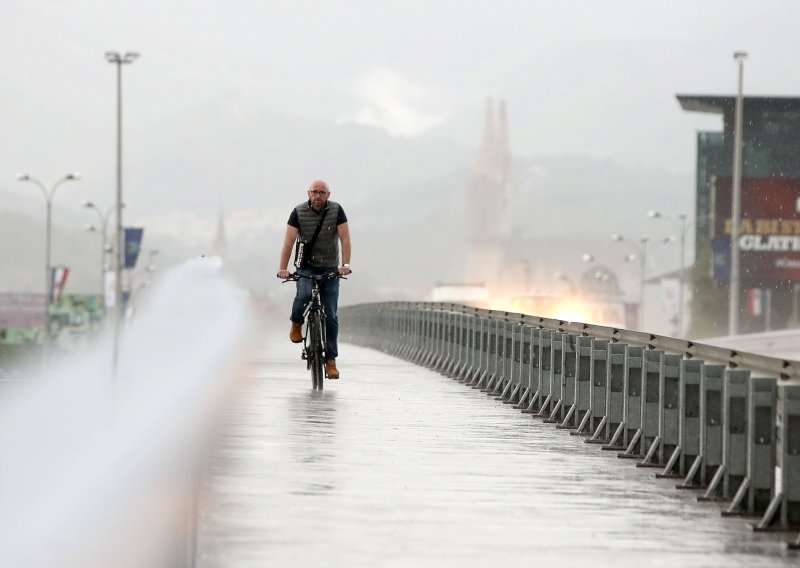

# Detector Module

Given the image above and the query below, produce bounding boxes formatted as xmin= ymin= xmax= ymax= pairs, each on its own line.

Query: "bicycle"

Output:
xmin=282 ymin=272 xmax=345 ymax=390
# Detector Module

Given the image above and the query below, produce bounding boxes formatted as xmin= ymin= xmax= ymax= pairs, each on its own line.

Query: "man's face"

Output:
xmin=308 ymin=185 xmax=330 ymax=209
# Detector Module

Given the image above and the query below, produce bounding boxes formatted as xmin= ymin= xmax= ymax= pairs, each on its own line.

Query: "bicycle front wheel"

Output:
xmin=308 ymin=311 xmax=325 ymax=390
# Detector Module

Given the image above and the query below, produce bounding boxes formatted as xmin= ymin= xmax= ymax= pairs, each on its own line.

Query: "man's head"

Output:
xmin=307 ymin=179 xmax=330 ymax=210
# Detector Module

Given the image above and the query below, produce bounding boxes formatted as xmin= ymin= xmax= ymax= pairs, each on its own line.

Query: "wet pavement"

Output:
xmin=197 ymin=329 xmax=799 ymax=567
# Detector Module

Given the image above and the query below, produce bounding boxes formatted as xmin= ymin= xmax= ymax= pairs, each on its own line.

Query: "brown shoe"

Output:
xmin=325 ymin=359 xmax=339 ymax=379
xmin=289 ymin=321 xmax=303 ymax=343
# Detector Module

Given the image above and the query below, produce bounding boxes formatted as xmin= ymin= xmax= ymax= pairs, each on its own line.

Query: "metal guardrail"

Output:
xmin=340 ymin=301 xmax=800 ymax=549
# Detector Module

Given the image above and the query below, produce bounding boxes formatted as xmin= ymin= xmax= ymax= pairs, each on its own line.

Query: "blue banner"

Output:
xmin=711 ymin=237 xmax=730 ymax=283
xmin=124 ymin=227 xmax=144 ymax=269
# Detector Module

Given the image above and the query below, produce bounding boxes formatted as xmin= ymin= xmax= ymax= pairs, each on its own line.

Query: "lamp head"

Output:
xmin=123 ymin=52 xmax=140 ymax=62
xmin=16 ymin=173 xmax=30 ymax=181
xmin=81 ymin=199 xmax=94 ymax=208
xmin=84 ymin=224 xmax=97 ymax=232
xmin=581 ymin=253 xmax=594 ymax=263
xmin=648 ymin=210 xmax=661 ymax=219
xmin=105 ymin=51 xmax=121 ymax=63
xmin=610 ymin=234 xmax=623 ymax=242
xmin=65 ymin=173 xmax=80 ymax=181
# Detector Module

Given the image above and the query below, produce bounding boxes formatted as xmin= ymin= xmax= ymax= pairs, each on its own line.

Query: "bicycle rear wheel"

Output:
xmin=308 ymin=311 xmax=324 ymax=390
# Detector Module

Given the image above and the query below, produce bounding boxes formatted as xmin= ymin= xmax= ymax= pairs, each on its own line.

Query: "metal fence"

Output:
xmin=340 ymin=301 xmax=800 ymax=549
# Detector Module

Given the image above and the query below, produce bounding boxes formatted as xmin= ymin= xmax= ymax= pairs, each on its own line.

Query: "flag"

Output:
xmin=105 ymin=271 xmax=116 ymax=308
xmin=746 ymin=288 xmax=763 ymax=316
xmin=660 ymin=278 xmax=680 ymax=320
xmin=50 ymin=266 xmax=70 ymax=303
xmin=124 ymin=227 xmax=145 ymax=268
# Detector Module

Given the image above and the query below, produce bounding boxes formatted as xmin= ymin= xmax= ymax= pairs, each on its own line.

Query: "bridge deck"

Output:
xmin=198 ymin=329 xmax=797 ymax=567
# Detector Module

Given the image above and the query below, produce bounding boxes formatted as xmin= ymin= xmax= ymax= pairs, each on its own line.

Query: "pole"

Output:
xmin=728 ymin=52 xmax=747 ymax=335
xmin=678 ymin=213 xmax=686 ymax=335
xmin=111 ymin=57 xmax=124 ymax=373
xmin=44 ymin=197 xmax=52 ymax=359
xmin=640 ymin=238 xmax=648 ymax=329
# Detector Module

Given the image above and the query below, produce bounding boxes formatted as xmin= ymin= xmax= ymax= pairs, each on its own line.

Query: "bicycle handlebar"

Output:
xmin=278 ymin=271 xmax=348 ymax=283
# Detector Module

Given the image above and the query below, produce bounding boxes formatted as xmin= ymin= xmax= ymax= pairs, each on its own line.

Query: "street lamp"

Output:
xmin=729 ymin=51 xmax=748 ymax=336
xmin=649 ymin=210 xmax=688 ymax=335
xmin=105 ymin=50 xmax=139 ymax=372
xmin=16 ymin=172 xmax=81 ymax=355
xmin=612 ymin=233 xmax=649 ymax=328
xmin=82 ymin=200 xmax=124 ymax=302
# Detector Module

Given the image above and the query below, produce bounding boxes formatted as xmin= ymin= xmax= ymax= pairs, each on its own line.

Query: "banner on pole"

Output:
xmin=746 ymin=288 xmax=764 ymax=316
xmin=124 ymin=227 xmax=145 ymax=269
xmin=105 ymin=271 xmax=116 ymax=308
xmin=50 ymin=265 xmax=70 ymax=303
xmin=660 ymin=278 xmax=680 ymax=320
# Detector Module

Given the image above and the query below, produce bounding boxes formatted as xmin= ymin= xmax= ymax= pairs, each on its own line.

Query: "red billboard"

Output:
xmin=712 ymin=177 xmax=800 ymax=283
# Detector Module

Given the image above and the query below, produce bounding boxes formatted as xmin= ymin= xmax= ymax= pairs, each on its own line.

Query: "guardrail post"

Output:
xmin=589 ymin=343 xmax=626 ymax=446
xmin=544 ymin=332 xmax=569 ymax=422
xmin=752 ymin=383 xmax=800 ymax=539
xmin=538 ymin=332 xmax=564 ymax=419
xmin=514 ymin=325 xmax=536 ymax=409
xmin=522 ymin=328 xmax=543 ymax=413
xmin=659 ymin=359 xmax=702 ymax=479
xmin=618 ymin=350 xmax=663 ymax=459
xmin=575 ymin=339 xmax=609 ymax=438
xmin=639 ymin=354 xmax=682 ymax=468
xmin=493 ymin=321 xmax=513 ymax=398
xmin=469 ymin=317 xmax=490 ymax=388
xmin=525 ymin=329 xmax=551 ymax=414
xmin=501 ymin=320 xmax=525 ymax=404
xmin=701 ymin=369 xmax=750 ymax=502
xmin=722 ymin=376 xmax=778 ymax=518
xmin=604 ymin=345 xmax=643 ymax=451
xmin=476 ymin=317 xmax=499 ymax=390
xmin=558 ymin=335 xmax=592 ymax=429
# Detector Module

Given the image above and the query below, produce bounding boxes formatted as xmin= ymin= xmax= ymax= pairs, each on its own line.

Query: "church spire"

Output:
xmin=213 ymin=205 xmax=228 ymax=260
xmin=496 ymin=98 xmax=510 ymax=180
xmin=475 ymin=97 xmax=497 ymax=175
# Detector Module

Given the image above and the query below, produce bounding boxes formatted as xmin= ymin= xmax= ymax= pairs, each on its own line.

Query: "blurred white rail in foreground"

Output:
xmin=0 ymin=256 xmax=250 ymax=568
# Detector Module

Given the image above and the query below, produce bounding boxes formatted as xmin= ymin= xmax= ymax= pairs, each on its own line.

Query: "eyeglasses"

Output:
xmin=309 ymin=190 xmax=328 ymax=195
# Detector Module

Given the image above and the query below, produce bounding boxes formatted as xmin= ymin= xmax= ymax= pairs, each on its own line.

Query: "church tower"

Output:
xmin=464 ymin=98 xmax=515 ymax=287
xmin=213 ymin=206 xmax=228 ymax=261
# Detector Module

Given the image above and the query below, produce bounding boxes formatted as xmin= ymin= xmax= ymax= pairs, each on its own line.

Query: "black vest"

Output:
xmin=294 ymin=200 xmax=341 ymax=268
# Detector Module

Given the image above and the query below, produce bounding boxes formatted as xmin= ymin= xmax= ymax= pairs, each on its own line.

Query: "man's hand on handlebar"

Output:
xmin=277 ymin=269 xmax=291 ymax=279
xmin=338 ymin=265 xmax=352 ymax=276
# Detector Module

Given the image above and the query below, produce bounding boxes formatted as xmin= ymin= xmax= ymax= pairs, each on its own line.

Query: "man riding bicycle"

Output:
xmin=277 ymin=180 xmax=352 ymax=379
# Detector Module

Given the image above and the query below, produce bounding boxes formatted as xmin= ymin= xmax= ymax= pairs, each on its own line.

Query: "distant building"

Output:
xmin=678 ymin=95 xmax=800 ymax=333
xmin=213 ymin=206 xmax=228 ymax=261
xmin=464 ymin=98 xmax=515 ymax=288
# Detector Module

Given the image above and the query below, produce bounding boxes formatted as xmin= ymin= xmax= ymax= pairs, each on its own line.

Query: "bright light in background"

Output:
xmin=0 ymin=257 xmax=250 ymax=567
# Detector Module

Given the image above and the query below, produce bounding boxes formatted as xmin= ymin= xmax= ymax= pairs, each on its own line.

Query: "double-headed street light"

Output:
xmin=611 ymin=234 xmax=649 ymax=328
xmin=16 ymin=173 xmax=81 ymax=353
xmin=105 ymin=50 xmax=139 ymax=372
xmin=649 ymin=210 xmax=688 ymax=335
xmin=82 ymin=200 xmax=124 ymax=302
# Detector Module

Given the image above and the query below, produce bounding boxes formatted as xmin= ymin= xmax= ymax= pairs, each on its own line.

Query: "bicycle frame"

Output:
xmin=284 ymin=272 xmax=343 ymax=390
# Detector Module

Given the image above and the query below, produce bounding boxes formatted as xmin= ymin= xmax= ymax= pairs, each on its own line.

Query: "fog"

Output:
xmin=2 ymin=1 xmax=800 ymax=334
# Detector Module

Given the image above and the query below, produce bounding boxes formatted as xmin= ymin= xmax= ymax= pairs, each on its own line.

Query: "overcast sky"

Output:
xmin=3 ymin=1 xmax=799 ymax=169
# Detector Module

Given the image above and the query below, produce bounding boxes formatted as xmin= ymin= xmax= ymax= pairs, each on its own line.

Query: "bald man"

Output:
xmin=278 ymin=180 xmax=352 ymax=379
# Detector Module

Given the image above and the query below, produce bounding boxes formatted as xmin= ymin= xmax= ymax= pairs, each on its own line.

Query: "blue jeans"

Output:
xmin=290 ymin=266 xmax=340 ymax=359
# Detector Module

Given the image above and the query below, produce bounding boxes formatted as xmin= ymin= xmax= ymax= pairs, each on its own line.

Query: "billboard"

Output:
xmin=0 ymin=293 xmax=46 ymax=330
xmin=711 ymin=176 xmax=800 ymax=283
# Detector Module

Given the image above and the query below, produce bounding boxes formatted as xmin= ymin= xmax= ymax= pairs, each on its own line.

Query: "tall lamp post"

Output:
xmin=648 ymin=210 xmax=688 ymax=335
xmin=611 ymin=234 xmax=649 ymax=328
xmin=16 ymin=173 xmax=81 ymax=354
xmin=729 ymin=51 xmax=748 ymax=336
xmin=105 ymin=50 xmax=139 ymax=371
